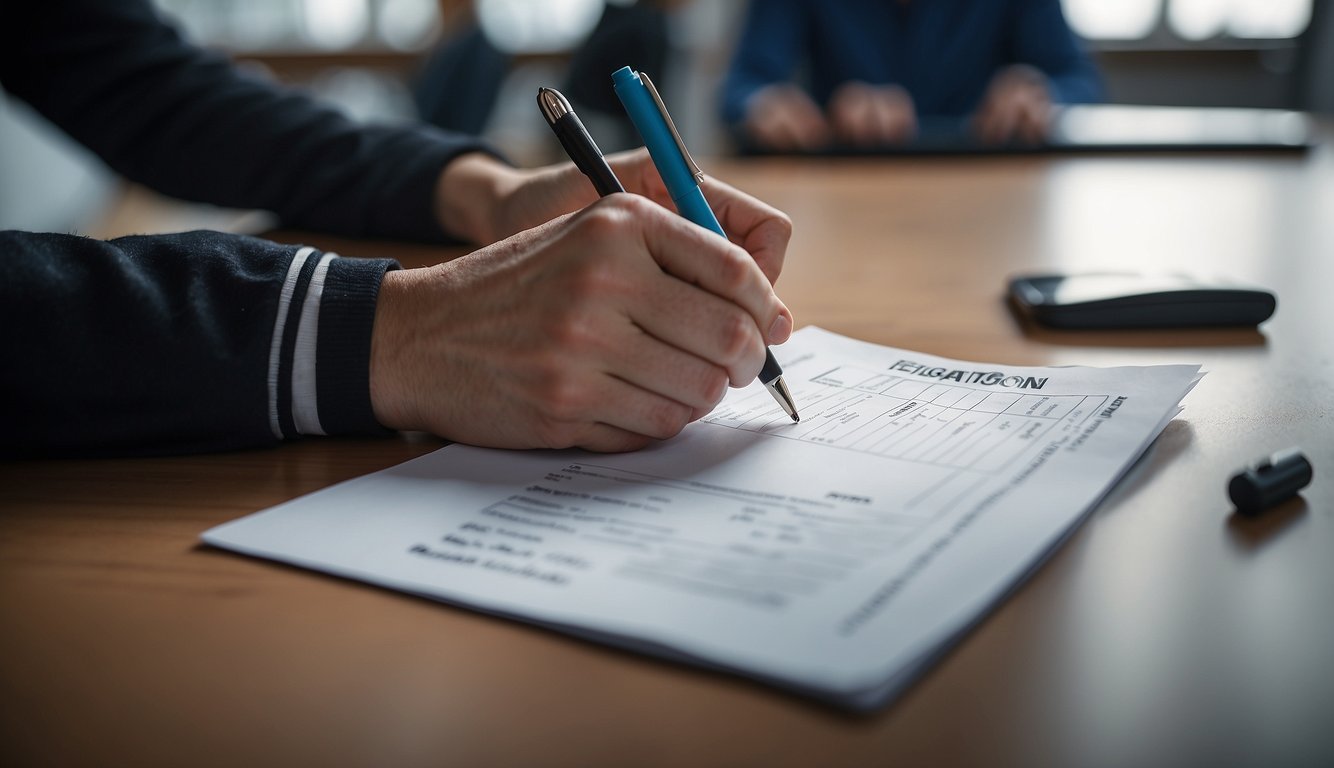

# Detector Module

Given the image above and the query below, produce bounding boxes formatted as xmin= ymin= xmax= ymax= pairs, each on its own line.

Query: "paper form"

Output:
xmin=203 ymin=327 xmax=1201 ymax=710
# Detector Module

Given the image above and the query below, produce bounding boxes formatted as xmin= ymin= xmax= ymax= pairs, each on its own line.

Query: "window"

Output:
xmin=155 ymin=0 xmax=441 ymax=52
xmin=1168 ymin=0 xmax=1311 ymax=40
xmin=1063 ymin=0 xmax=1160 ymax=40
xmin=1062 ymin=0 xmax=1313 ymax=43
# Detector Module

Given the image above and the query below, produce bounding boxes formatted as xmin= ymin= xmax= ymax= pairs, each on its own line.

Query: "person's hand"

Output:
xmin=742 ymin=83 xmax=832 ymax=152
xmin=826 ymin=81 xmax=917 ymax=146
xmin=371 ymin=194 xmax=795 ymax=452
xmin=973 ymin=65 xmax=1053 ymax=145
xmin=434 ymin=149 xmax=791 ymax=286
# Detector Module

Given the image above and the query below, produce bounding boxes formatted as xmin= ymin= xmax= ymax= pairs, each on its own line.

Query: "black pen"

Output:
xmin=537 ymin=87 xmax=624 ymax=195
xmin=537 ymin=85 xmax=800 ymax=423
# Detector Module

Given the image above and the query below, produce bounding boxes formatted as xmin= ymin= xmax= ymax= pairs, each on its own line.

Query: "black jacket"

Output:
xmin=1 ymin=0 xmax=492 ymax=457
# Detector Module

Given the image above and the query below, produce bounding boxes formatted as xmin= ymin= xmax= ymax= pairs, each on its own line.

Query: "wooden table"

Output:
xmin=4 ymin=148 xmax=1332 ymax=767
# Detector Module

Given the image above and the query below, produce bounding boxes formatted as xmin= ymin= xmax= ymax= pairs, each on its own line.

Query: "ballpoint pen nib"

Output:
xmin=536 ymin=86 xmax=572 ymax=123
xmin=766 ymin=376 xmax=800 ymax=423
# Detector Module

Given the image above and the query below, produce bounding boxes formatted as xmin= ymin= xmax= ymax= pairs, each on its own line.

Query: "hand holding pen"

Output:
xmin=539 ymin=84 xmax=800 ymax=421
xmin=373 ymin=159 xmax=792 ymax=452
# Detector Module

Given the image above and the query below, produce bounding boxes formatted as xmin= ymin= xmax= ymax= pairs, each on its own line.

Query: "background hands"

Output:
xmin=973 ymin=65 xmax=1053 ymax=145
xmin=742 ymin=84 xmax=831 ymax=152
xmin=739 ymin=67 xmax=1057 ymax=152
xmin=827 ymin=81 xmax=918 ymax=147
xmin=743 ymin=81 xmax=919 ymax=151
xmin=372 ymin=194 xmax=793 ymax=452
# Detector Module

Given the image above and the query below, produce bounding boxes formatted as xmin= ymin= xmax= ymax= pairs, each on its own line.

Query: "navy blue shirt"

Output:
xmin=720 ymin=0 xmax=1102 ymax=126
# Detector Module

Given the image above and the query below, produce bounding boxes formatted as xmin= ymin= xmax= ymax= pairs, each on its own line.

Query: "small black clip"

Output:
xmin=1228 ymin=448 xmax=1313 ymax=515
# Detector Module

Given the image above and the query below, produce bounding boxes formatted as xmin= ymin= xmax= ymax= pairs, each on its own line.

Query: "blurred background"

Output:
xmin=2 ymin=0 xmax=1331 ymax=234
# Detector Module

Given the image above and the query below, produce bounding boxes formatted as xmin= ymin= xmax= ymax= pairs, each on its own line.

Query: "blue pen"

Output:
xmin=612 ymin=66 xmax=799 ymax=422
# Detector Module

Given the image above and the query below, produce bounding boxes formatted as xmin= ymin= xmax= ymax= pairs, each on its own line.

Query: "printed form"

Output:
xmin=203 ymin=327 xmax=1201 ymax=710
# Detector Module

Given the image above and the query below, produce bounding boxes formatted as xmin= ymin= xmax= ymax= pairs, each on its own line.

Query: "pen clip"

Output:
xmin=640 ymin=72 xmax=704 ymax=183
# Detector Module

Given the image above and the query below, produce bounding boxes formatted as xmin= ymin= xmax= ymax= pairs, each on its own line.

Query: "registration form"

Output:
xmin=203 ymin=327 xmax=1201 ymax=710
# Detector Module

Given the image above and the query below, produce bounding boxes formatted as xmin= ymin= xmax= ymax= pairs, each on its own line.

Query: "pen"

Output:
xmin=610 ymin=67 xmax=800 ymax=422
xmin=536 ymin=87 xmax=624 ymax=196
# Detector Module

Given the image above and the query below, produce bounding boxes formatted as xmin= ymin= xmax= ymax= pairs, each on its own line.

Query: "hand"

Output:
xmin=371 ymin=194 xmax=795 ymax=452
xmin=742 ymin=84 xmax=832 ymax=152
xmin=434 ymin=149 xmax=792 ymax=286
xmin=827 ymin=81 xmax=918 ymax=146
xmin=973 ymin=65 xmax=1053 ymax=145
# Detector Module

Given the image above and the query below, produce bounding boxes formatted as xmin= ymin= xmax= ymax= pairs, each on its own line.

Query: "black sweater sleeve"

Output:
xmin=1 ymin=230 xmax=398 ymax=458
xmin=0 ymin=0 xmax=495 ymax=242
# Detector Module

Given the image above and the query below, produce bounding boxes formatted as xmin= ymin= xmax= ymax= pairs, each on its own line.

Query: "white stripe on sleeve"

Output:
xmin=291 ymin=252 xmax=338 ymax=436
xmin=267 ymin=246 xmax=315 ymax=440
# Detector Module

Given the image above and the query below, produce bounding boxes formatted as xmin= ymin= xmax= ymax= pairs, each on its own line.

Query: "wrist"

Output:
xmin=369 ymin=269 xmax=419 ymax=431
xmin=434 ymin=152 xmax=522 ymax=245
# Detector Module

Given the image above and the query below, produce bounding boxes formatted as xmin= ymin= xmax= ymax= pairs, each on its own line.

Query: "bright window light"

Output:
xmin=1169 ymin=0 xmax=1229 ymax=40
xmin=301 ymin=0 xmax=369 ymax=49
xmin=476 ymin=0 xmax=605 ymax=54
xmin=1170 ymin=0 xmax=1312 ymax=40
xmin=378 ymin=0 xmax=440 ymax=51
xmin=1226 ymin=0 xmax=1312 ymax=38
xmin=1062 ymin=0 xmax=1162 ymax=40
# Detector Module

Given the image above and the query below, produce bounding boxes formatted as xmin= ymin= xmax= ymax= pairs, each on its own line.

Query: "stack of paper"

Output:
xmin=203 ymin=328 xmax=1200 ymax=710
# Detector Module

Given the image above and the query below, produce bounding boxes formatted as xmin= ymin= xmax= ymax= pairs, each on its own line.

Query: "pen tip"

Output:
xmin=766 ymin=376 xmax=800 ymax=423
xmin=536 ymin=87 xmax=572 ymax=123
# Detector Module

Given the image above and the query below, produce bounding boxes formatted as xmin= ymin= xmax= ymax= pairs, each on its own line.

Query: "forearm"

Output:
xmin=0 ymin=231 xmax=397 ymax=458
xmin=1 ymin=0 xmax=496 ymax=242
xmin=433 ymin=152 xmax=526 ymax=245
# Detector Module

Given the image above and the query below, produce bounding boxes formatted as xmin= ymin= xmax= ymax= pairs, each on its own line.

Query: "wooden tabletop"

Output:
xmin=4 ymin=148 xmax=1332 ymax=767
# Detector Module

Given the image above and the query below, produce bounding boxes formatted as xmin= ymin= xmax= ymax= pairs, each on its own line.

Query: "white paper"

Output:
xmin=203 ymin=327 xmax=1201 ymax=710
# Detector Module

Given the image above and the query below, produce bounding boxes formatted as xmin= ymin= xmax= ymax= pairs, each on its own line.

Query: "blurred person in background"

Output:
xmin=721 ymin=0 xmax=1103 ymax=152
xmin=1 ymin=0 xmax=793 ymax=458
xmin=415 ymin=0 xmax=679 ymax=151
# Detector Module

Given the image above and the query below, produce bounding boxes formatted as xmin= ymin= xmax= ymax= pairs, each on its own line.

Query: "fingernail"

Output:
xmin=768 ymin=313 xmax=792 ymax=344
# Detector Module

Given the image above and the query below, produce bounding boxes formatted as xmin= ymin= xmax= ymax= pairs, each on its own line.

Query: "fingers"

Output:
xmin=553 ymin=140 xmax=792 ymax=288
xmin=975 ymin=97 xmax=1049 ymax=144
xmin=870 ymin=89 xmax=918 ymax=144
xmin=611 ymin=195 xmax=791 ymax=348
xmin=828 ymin=83 xmax=868 ymax=144
xmin=609 ymin=150 xmax=792 ymax=287
xmin=536 ymin=290 xmax=732 ymax=414
xmin=597 ymin=317 xmax=731 ymax=412
xmin=744 ymin=85 xmax=831 ymax=151
xmin=829 ymin=82 xmax=917 ymax=146
xmin=975 ymin=100 xmax=1020 ymax=145
xmin=535 ymin=366 xmax=699 ymax=448
xmin=626 ymin=267 xmax=772 ymax=387
xmin=1015 ymin=101 xmax=1050 ymax=144
xmin=699 ymin=176 xmax=792 ymax=285
xmin=605 ymin=148 xmax=673 ymax=209
xmin=974 ymin=67 xmax=1052 ymax=145
xmin=525 ymin=297 xmax=732 ymax=449
xmin=853 ymin=100 xmax=914 ymax=145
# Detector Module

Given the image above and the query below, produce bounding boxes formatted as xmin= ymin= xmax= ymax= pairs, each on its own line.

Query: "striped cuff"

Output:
xmin=267 ymin=248 xmax=400 ymax=440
